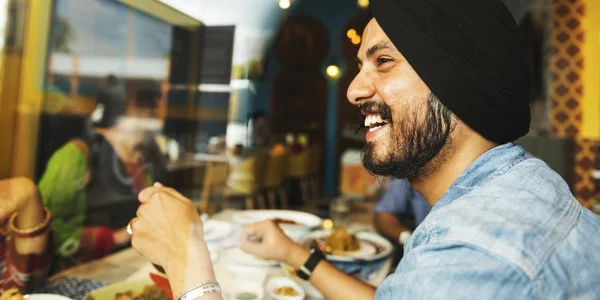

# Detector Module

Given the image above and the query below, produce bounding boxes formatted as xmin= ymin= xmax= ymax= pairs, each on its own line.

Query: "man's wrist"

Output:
xmin=284 ymin=243 xmax=311 ymax=269
xmin=166 ymin=235 xmax=216 ymax=297
xmin=17 ymin=194 xmax=44 ymax=229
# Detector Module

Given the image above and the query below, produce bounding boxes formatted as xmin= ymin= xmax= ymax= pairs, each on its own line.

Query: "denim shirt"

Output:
xmin=375 ymin=143 xmax=600 ymax=299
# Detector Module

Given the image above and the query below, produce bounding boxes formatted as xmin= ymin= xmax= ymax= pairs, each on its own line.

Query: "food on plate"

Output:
xmin=273 ymin=286 xmax=299 ymax=296
xmin=0 ymin=289 xmax=23 ymax=300
xmin=271 ymin=218 xmax=300 ymax=226
xmin=115 ymin=284 xmax=168 ymax=300
xmin=324 ymin=229 xmax=360 ymax=253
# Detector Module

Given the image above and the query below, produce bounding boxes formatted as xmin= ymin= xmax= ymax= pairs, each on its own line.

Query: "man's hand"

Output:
xmin=240 ymin=222 xmax=376 ymax=300
xmin=239 ymin=220 xmax=304 ymax=264
xmin=374 ymin=212 xmax=410 ymax=244
xmin=132 ymin=183 xmax=218 ymax=299
xmin=132 ymin=182 xmax=204 ymax=270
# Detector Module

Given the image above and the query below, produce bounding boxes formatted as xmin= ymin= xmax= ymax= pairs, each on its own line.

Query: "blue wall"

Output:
xmin=252 ymin=0 xmax=362 ymax=196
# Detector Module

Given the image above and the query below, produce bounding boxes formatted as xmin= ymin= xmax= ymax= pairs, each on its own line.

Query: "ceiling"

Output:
xmin=159 ymin=0 xmax=303 ymax=64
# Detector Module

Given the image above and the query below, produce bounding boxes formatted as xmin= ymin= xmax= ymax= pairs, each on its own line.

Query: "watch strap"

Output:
xmin=296 ymin=249 xmax=325 ymax=280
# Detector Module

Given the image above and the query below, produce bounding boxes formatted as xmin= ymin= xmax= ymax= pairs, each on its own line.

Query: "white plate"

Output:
xmin=204 ymin=220 xmax=233 ymax=242
xmin=229 ymin=248 xmax=278 ymax=267
xmin=266 ymin=277 xmax=305 ymax=300
xmin=232 ymin=210 xmax=322 ymax=231
xmin=24 ymin=295 xmax=72 ymax=300
xmin=210 ymin=249 xmax=220 ymax=263
xmin=299 ymin=230 xmax=393 ymax=262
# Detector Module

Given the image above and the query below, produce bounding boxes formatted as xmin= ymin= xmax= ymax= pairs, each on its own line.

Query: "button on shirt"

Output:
xmin=375 ymin=143 xmax=600 ymax=299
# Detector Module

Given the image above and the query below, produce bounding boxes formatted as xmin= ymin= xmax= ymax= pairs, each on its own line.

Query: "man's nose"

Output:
xmin=347 ymin=71 xmax=374 ymax=106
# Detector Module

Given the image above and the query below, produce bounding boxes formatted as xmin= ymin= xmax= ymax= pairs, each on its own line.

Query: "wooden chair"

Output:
xmin=307 ymin=146 xmax=323 ymax=200
xmin=285 ymin=149 xmax=313 ymax=205
xmin=264 ymin=151 xmax=289 ymax=208
xmin=226 ymin=154 xmax=269 ymax=209
xmin=198 ymin=161 xmax=230 ymax=215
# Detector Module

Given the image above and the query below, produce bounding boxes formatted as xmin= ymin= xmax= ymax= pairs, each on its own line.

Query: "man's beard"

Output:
xmin=361 ymin=94 xmax=453 ymax=181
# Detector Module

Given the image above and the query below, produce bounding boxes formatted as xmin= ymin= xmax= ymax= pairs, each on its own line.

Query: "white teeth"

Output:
xmin=369 ymin=125 xmax=382 ymax=132
xmin=365 ymin=114 xmax=388 ymax=128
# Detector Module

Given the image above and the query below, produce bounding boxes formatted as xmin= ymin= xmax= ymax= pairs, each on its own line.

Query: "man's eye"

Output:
xmin=377 ymin=57 xmax=392 ymax=65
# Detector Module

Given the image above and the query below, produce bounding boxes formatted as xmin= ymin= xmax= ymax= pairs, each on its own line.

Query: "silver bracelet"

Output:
xmin=176 ymin=280 xmax=221 ymax=300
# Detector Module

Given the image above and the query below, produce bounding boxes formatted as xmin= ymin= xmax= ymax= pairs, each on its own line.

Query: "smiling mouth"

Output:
xmin=364 ymin=113 xmax=390 ymax=132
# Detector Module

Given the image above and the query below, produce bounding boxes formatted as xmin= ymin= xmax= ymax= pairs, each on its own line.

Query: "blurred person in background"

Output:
xmin=38 ymin=75 xmax=165 ymax=271
xmin=0 ymin=177 xmax=52 ymax=293
xmin=374 ymin=179 xmax=431 ymax=250
xmin=248 ymin=110 xmax=270 ymax=147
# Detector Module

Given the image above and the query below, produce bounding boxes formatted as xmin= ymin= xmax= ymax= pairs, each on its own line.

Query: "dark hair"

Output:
xmin=250 ymin=110 xmax=266 ymax=120
xmin=106 ymin=74 xmax=118 ymax=86
xmin=93 ymin=75 xmax=127 ymax=128
xmin=136 ymin=82 xmax=162 ymax=109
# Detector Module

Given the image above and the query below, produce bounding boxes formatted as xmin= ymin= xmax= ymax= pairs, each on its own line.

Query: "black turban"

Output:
xmin=370 ymin=0 xmax=531 ymax=144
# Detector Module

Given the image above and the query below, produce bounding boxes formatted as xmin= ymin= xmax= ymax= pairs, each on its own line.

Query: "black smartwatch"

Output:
xmin=296 ymin=248 xmax=326 ymax=280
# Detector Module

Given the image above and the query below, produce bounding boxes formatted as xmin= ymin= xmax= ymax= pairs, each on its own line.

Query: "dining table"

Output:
xmin=47 ymin=206 xmax=393 ymax=300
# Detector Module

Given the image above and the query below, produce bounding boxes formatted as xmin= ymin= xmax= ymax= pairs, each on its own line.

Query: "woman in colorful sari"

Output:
xmin=38 ymin=76 xmax=165 ymax=271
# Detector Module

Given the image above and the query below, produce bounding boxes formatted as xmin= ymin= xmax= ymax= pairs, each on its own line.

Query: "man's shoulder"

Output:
xmin=425 ymin=159 xmax=582 ymax=279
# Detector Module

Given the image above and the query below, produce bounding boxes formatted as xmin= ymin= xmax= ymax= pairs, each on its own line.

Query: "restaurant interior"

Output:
xmin=0 ymin=0 xmax=599 ymax=299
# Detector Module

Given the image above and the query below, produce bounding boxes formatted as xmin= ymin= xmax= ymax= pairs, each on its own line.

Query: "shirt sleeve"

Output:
xmin=38 ymin=141 xmax=88 ymax=257
xmin=375 ymin=179 xmax=412 ymax=214
xmin=375 ymin=243 xmax=536 ymax=300
xmin=1 ymin=233 xmax=54 ymax=293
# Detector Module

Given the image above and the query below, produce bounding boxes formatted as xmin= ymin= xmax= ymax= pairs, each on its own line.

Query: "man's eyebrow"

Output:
xmin=355 ymin=41 xmax=396 ymax=65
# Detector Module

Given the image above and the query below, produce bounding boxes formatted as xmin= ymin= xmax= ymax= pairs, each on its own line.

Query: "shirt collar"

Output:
xmin=431 ymin=143 xmax=527 ymax=212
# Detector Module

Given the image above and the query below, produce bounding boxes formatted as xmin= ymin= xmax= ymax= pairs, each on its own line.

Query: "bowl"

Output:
xmin=265 ymin=277 xmax=305 ymax=300
xmin=225 ymin=281 xmax=264 ymax=300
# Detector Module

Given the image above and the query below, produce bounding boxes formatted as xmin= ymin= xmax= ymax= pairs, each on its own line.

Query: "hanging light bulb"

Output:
xmin=357 ymin=0 xmax=369 ymax=9
xmin=326 ymin=65 xmax=341 ymax=78
xmin=279 ymin=0 xmax=291 ymax=9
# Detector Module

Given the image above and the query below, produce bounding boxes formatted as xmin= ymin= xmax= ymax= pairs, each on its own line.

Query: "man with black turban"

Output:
xmin=126 ymin=0 xmax=600 ymax=299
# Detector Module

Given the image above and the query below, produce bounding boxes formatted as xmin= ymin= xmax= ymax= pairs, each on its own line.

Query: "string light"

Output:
xmin=347 ymin=29 xmax=357 ymax=39
xmin=351 ymin=35 xmax=361 ymax=45
xmin=279 ymin=0 xmax=291 ymax=9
